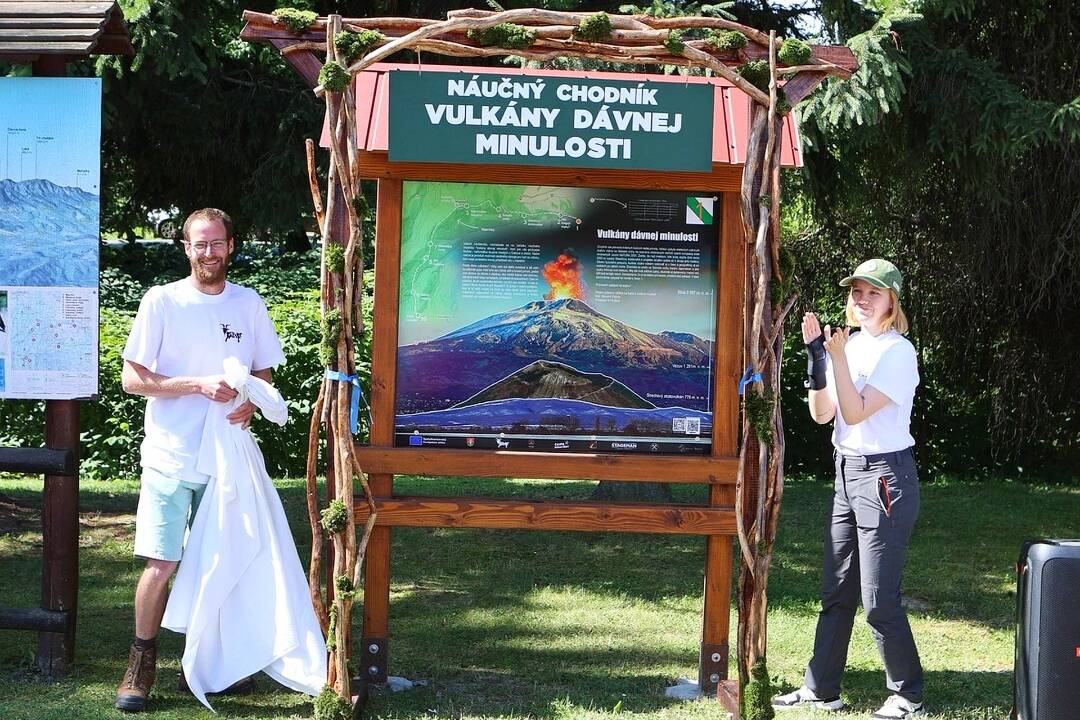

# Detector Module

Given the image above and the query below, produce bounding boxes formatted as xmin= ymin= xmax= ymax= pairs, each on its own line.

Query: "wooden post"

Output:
xmin=326 ymin=433 xmax=337 ymax=605
xmin=701 ymin=486 xmax=735 ymax=694
xmin=701 ymin=192 xmax=745 ymax=701
xmin=31 ymin=54 xmax=81 ymax=680
xmin=38 ymin=400 xmax=80 ymax=678
xmin=360 ymin=178 xmax=403 ymax=682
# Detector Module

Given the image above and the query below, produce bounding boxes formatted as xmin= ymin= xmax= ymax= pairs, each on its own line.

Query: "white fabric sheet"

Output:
xmin=162 ymin=357 xmax=326 ymax=710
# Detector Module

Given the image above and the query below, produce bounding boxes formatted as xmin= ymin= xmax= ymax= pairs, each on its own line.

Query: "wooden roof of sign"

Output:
xmin=0 ymin=0 xmax=133 ymax=61
xmin=337 ymin=62 xmax=805 ymax=168
xmin=239 ymin=9 xmax=857 ymax=108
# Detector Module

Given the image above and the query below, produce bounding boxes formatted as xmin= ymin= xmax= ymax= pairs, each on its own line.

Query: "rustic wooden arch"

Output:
xmin=241 ymin=8 xmax=855 ymax=716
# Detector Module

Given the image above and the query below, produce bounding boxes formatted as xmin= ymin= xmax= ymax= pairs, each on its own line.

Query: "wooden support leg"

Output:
xmin=38 ymin=399 xmax=80 ymax=678
xmin=360 ymin=473 xmax=392 ymax=683
xmin=700 ymin=484 xmax=735 ymax=697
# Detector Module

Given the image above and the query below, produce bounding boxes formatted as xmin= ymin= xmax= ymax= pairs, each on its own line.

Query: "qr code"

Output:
xmin=685 ymin=417 xmax=701 ymax=435
xmin=672 ymin=417 xmax=686 ymax=432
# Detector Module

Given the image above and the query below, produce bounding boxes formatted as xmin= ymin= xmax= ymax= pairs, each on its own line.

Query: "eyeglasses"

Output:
xmin=184 ymin=240 xmax=229 ymax=253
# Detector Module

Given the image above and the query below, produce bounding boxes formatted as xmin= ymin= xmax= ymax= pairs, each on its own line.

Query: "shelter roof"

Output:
xmin=336 ymin=63 xmax=803 ymax=168
xmin=0 ymin=0 xmax=132 ymax=61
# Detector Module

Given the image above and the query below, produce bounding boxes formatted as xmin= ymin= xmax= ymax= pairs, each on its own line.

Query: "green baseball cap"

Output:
xmin=840 ymin=258 xmax=902 ymax=294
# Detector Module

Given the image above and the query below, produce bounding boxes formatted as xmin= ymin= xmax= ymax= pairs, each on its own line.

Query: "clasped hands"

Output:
xmin=198 ymin=376 xmax=256 ymax=428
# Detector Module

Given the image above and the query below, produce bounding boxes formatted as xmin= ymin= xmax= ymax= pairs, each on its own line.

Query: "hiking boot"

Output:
xmin=771 ymin=685 xmax=845 ymax=711
xmin=115 ymin=643 xmax=157 ymax=712
xmin=178 ymin=670 xmax=256 ymax=696
xmin=872 ymin=694 xmax=925 ymax=719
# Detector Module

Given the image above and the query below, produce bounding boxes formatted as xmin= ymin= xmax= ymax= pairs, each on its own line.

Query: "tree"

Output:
xmin=89 ymin=1 xmax=339 ymax=245
xmin=795 ymin=0 xmax=1080 ymax=473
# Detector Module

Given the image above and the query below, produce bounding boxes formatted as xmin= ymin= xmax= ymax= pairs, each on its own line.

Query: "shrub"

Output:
xmin=778 ymin=38 xmax=812 ymax=66
xmin=573 ymin=13 xmax=612 ymax=43
xmin=272 ymin=8 xmax=317 ymax=34
xmin=706 ymin=29 xmax=747 ymax=52
xmin=319 ymin=61 xmax=351 ymax=92
xmin=334 ymin=29 xmax=385 ymax=64
xmin=737 ymin=60 xmax=770 ymax=92
xmin=466 ymin=23 xmax=536 ymax=50
xmin=663 ymin=29 xmax=685 ymax=55
xmin=313 ymin=685 xmax=351 ymax=720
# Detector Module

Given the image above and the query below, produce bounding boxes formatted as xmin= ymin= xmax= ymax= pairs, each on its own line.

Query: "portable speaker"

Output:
xmin=1014 ymin=539 xmax=1080 ymax=720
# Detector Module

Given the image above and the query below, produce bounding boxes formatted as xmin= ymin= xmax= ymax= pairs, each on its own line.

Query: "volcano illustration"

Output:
xmin=454 ymin=359 xmax=654 ymax=409
xmin=396 ymin=298 xmax=712 ymax=413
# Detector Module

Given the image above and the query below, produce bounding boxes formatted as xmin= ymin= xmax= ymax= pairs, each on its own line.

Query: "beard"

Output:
xmin=190 ymin=254 xmax=230 ymax=285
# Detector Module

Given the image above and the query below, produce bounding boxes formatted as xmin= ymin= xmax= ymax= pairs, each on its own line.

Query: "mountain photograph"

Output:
xmin=0 ymin=179 xmax=99 ymax=287
xmin=396 ymin=297 xmax=713 ymax=417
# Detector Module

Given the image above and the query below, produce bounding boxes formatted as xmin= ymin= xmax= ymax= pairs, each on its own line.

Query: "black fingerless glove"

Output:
xmin=805 ymin=334 xmax=826 ymax=390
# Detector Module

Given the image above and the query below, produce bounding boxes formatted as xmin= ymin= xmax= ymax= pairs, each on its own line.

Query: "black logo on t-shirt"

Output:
xmin=220 ymin=324 xmax=243 ymax=343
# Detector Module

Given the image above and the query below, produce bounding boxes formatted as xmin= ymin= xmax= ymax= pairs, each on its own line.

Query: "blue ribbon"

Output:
xmin=323 ymin=369 xmax=372 ymax=433
xmin=738 ymin=366 xmax=762 ymax=396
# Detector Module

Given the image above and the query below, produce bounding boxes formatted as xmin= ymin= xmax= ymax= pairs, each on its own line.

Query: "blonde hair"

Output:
xmin=846 ymin=288 xmax=909 ymax=334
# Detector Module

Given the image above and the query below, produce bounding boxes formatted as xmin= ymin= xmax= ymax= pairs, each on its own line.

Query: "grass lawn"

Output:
xmin=1 ymin=472 xmax=1076 ymax=719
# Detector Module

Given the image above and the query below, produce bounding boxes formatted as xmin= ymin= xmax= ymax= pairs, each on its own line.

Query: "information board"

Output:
xmin=389 ymin=69 xmax=713 ymax=172
xmin=0 ymin=78 xmax=100 ymax=400
xmin=395 ymin=181 xmax=719 ymax=455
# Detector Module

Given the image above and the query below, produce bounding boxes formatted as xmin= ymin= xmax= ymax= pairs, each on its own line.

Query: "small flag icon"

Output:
xmin=686 ymin=197 xmax=714 ymax=225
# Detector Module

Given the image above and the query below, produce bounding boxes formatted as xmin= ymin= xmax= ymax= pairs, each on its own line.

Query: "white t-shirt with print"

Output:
xmin=122 ymin=279 xmax=286 ymax=483
xmin=826 ymin=329 xmax=919 ymax=455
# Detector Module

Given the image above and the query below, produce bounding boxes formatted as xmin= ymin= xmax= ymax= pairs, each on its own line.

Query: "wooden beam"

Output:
xmin=782 ymin=71 xmax=828 ymax=106
xmin=0 ymin=28 xmax=102 ymax=42
xmin=369 ymin=179 xmax=403 ymax=448
xmin=0 ymin=447 xmax=75 ymax=476
xmin=712 ymin=192 xmax=745 ymax=455
xmin=353 ymin=495 xmax=735 ymax=535
xmin=352 ymin=446 xmax=738 ymax=484
xmin=699 ymin=192 xmax=744 ymax=693
xmin=0 ymin=41 xmax=89 ymax=52
xmin=270 ymin=39 xmax=321 ymax=88
xmin=90 ymin=32 xmax=131 ymax=55
xmin=0 ymin=607 xmax=70 ymax=633
xmin=38 ymin=398 xmax=80 ymax=677
xmin=361 ymin=178 xmax=403 ymax=682
xmin=0 ymin=18 xmax=100 ymax=28
xmin=0 ymin=3 xmax=114 ymax=18
xmin=356 ymin=152 xmax=745 ymax=193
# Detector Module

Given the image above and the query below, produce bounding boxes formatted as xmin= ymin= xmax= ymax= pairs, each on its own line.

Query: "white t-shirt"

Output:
xmin=122 ymin=279 xmax=286 ymax=483
xmin=827 ymin=329 xmax=919 ymax=455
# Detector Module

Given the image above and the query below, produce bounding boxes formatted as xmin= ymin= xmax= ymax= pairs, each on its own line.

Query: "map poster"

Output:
xmin=395 ymin=181 xmax=719 ymax=456
xmin=0 ymin=78 xmax=101 ymax=400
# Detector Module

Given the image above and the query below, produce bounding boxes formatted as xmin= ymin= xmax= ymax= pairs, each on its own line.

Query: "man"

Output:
xmin=115 ymin=208 xmax=285 ymax=712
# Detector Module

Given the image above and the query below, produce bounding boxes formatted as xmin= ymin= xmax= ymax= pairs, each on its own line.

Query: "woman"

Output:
xmin=772 ymin=259 xmax=925 ymax=719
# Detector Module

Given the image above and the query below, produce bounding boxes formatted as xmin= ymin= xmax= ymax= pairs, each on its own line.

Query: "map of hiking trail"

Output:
xmin=13 ymin=290 xmax=96 ymax=374
xmin=0 ymin=77 xmax=101 ymax=399
xmin=401 ymin=183 xmax=581 ymax=327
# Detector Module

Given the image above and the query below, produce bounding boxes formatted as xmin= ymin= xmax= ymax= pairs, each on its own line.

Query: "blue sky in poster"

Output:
xmin=0 ymin=78 xmax=101 ymax=192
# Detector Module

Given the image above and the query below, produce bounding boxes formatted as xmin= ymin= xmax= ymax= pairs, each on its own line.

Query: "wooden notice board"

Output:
xmin=352 ymin=151 xmax=748 ymax=693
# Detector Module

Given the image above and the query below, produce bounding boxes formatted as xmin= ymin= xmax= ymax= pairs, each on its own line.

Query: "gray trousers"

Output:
xmin=804 ymin=447 xmax=924 ymax=703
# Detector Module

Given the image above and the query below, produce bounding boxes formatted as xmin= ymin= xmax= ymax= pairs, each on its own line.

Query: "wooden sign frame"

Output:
xmin=350 ymin=153 xmax=746 ymax=693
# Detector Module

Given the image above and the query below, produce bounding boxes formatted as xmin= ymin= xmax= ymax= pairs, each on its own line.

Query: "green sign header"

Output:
xmin=388 ymin=70 xmax=714 ymax=172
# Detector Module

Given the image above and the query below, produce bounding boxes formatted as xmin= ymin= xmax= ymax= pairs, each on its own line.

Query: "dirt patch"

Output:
xmin=0 ymin=494 xmax=135 ymax=545
xmin=79 ymin=511 xmax=136 ymax=545
xmin=0 ymin=493 xmax=38 ymax=534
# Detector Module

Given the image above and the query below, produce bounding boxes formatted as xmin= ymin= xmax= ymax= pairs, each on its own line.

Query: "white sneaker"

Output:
xmin=771 ymin=685 xmax=845 ymax=711
xmin=872 ymin=694 xmax=925 ymax=719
